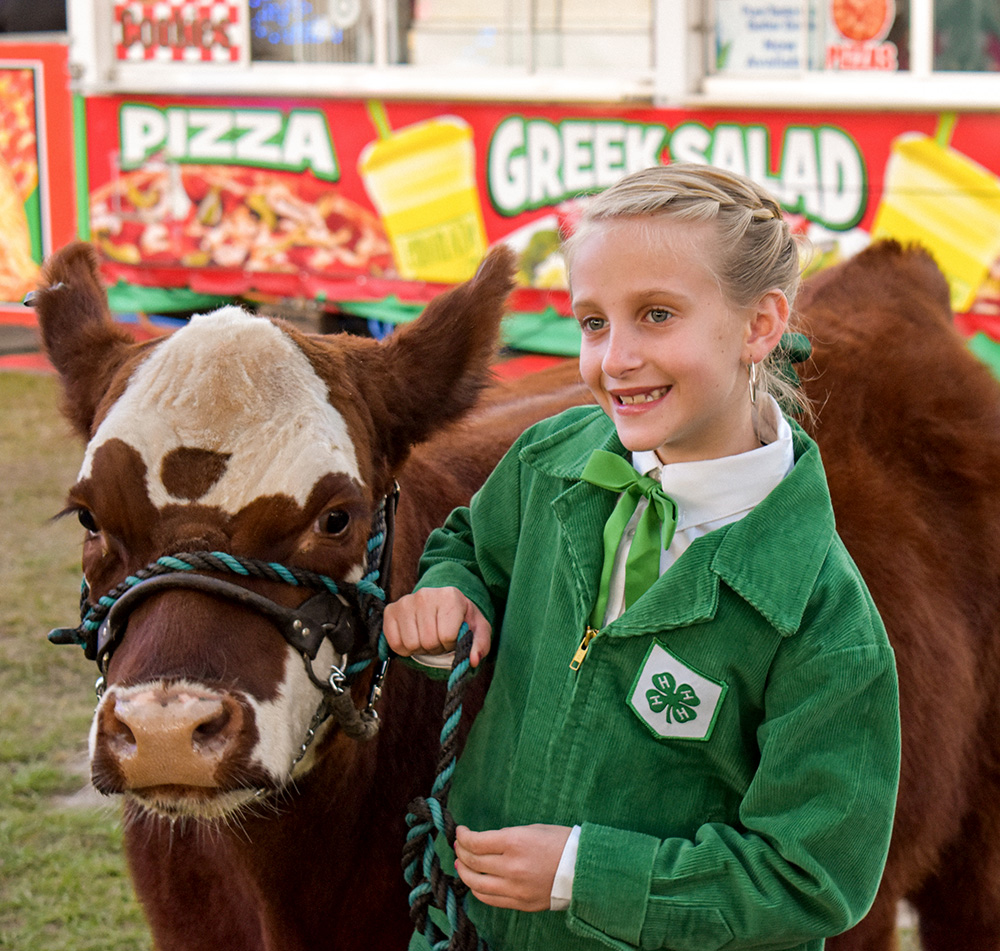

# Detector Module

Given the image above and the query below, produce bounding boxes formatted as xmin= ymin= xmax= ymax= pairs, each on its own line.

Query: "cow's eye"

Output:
xmin=316 ymin=509 xmax=350 ymax=537
xmin=77 ymin=508 xmax=100 ymax=533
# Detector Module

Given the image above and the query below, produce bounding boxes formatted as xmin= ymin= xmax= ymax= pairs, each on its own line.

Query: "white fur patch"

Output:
xmin=79 ymin=307 xmax=362 ymax=513
xmin=247 ymin=640 xmax=339 ymax=780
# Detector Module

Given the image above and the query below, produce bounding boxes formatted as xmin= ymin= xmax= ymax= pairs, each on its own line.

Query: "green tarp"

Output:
xmin=967 ymin=332 xmax=1000 ymax=382
xmin=107 ymin=282 xmax=231 ymax=315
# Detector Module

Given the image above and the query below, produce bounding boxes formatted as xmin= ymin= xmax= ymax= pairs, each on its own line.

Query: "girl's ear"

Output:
xmin=742 ymin=289 xmax=790 ymax=364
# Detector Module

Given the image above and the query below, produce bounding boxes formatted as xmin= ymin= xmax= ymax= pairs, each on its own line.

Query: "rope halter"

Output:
xmin=49 ymin=490 xmax=399 ymax=750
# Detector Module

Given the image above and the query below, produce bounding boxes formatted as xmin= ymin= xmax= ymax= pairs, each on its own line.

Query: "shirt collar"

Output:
xmin=631 ymin=395 xmax=795 ymax=532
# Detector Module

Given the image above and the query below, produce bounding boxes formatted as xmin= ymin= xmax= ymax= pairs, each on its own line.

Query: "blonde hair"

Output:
xmin=563 ymin=163 xmax=809 ymax=417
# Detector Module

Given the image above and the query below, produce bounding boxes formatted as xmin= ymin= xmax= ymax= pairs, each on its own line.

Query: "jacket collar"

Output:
xmin=519 ymin=408 xmax=836 ymax=639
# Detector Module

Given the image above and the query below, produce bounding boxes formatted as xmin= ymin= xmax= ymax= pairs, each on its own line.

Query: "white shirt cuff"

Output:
xmin=549 ymin=825 xmax=581 ymax=911
xmin=410 ymin=651 xmax=456 ymax=669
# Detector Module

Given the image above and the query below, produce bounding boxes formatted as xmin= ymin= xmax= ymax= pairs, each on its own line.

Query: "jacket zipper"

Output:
xmin=570 ymin=626 xmax=599 ymax=671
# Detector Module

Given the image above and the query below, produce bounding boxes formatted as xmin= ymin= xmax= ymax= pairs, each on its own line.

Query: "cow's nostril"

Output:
xmin=107 ymin=714 xmax=137 ymax=755
xmin=194 ymin=708 xmax=231 ymax=742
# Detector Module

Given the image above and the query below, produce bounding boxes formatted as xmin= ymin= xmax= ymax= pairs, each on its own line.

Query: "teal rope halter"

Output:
xmin=48 ymin=491 xmax=486 ymax=946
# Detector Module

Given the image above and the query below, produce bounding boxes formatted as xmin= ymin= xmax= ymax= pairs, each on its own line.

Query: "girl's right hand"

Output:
xmin=383 ymin=586 xmax=493 ymax=667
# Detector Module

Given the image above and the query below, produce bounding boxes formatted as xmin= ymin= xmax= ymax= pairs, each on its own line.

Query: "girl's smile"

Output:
xmin=611 ymin=385 xmax=671 ymax=406
xmin=571 ymin=216 xmax=783 ymax=465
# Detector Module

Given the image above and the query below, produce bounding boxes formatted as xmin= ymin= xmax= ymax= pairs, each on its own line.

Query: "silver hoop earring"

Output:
xmin=748 ymin=361 xmax=758 ymax=405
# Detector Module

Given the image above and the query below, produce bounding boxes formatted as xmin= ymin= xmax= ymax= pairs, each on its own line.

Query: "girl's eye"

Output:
xmin=579 ymin=315 xmax=606 ymax=333
xmin=316 ymin=510 xmax=351 ymax=537
xmin=647 ymin=308 xmax=673 ymax=324
xmin=77 ymin=509 xmax=100 ymax=533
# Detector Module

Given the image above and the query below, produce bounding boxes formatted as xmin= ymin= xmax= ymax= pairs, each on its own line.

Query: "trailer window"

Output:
xmin=406 ymin=0 xmax=653 ymax=75
xmin=933 ymin=0 xmax=1000 ymax=71
xmin=713 ymin=1 xmax=906 ymax=75
xmin=703 ymin=0 xmax=1000 ymax=107
xmin=244 ymin=0 xmax=656 ymax=76
xmin=709 ymin=0 xmax=1000 ymax=75
xmin=248 ymin=0 xmax=406 ymax=64
xmin=69 ymin=0 xmax=1000 ymax=106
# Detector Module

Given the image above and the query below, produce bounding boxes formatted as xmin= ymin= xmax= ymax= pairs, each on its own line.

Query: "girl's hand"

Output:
xmin=453 ymin=824 xmax=573 ymax=912
xmin=383 ymin=586 xmax=493 ymax=666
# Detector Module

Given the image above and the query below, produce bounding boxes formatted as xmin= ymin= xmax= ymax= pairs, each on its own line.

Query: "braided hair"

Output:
xmin=563 ymin=163 xmax=809 ymax=416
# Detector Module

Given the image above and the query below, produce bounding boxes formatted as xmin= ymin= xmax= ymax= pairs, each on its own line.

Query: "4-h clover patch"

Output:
xmin=628 ymin=642 xmax=727 ymax=740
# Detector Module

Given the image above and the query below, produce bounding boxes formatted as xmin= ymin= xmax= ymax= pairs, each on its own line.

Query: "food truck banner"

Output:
xmin=83 ymin=95 xmax=1000 ymax=324
xmin=0 ymin=42 xmax=76 ymax=310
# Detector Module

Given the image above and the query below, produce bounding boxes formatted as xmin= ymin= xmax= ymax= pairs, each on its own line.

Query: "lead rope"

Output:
xmin=402 ymin=622 xmax=488 ymax=951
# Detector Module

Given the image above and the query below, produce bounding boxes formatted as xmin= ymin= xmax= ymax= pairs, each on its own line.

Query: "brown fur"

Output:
xmin=160 ymin=447 xmax=232 ymax=500
xmin=797 ymin=241 xmax=1000 ymax=951
xmin=34 ymin=238 xmax=1000 ymax=950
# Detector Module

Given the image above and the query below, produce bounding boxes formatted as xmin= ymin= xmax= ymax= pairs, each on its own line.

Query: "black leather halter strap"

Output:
xmin=95 ymin=573 xmax=359 ymax=667
xmin=50 ymin=488 xmax=399 ymax=705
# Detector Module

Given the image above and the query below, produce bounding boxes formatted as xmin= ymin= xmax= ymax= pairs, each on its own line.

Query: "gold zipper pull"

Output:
xmin=570 ymin=626 xmax=599 ymax=671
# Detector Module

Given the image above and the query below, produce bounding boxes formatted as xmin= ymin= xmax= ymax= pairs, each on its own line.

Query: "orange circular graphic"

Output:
xmin=831 ymin=0 xmax=894 ymax=42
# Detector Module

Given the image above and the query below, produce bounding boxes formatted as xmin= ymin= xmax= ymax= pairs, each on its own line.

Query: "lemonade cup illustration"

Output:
xmin=871 ymin=119 xmax=1000 ymax=311
xmin=358 ymin=107 xmax=488 ymax=284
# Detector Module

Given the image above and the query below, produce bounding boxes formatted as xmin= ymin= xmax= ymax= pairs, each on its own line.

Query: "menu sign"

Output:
xmin=714 ymin=2 xmax=806 ymax=72
xmin=114 ymin=1 xmax=244 ymax=63
xmin=0 ymin=42 xmax=76 ymax=309
xmin=825 ymin=0 xmax=898 ymax=70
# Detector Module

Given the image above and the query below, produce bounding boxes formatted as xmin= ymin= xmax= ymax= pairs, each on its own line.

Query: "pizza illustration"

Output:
xmin=0 ymin=68 xmax=41 ymax=301
xmin=832 ymin=0 xmax=894 ymax=42
xmin=90 ymin=161 xmax=395 ymax=280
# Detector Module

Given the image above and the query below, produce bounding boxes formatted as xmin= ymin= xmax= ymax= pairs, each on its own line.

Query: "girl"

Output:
xmin=384 ymin=163 xmax=900 ymax=951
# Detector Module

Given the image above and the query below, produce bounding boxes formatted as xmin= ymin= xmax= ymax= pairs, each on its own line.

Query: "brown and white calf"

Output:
xmin=34 ymin=241 xmax=584 ymax=951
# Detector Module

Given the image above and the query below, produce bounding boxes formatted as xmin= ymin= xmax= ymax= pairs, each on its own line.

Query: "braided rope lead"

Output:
xmin=403 ymin=622 xmax=488 ymax=951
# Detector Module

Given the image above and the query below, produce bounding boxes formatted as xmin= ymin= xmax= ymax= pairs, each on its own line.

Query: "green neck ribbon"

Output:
xmin=581 ymin=449 xmax=678 ymax=627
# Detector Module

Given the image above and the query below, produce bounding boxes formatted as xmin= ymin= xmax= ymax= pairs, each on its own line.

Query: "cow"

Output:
xmin=795 ymin=242 xmax=1000 ymax=951
xmin=32 ymin=240 xmax=579 ymax=951
xmin=33 ymin=237 xmax=1000 ymax=951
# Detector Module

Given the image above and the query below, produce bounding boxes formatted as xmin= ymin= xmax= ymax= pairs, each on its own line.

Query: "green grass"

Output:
xmin=0 ymin=371 xmax=152 ymax=950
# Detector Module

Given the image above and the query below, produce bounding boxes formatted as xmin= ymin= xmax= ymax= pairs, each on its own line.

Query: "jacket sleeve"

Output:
xmin=411 ymin=429 xmax=526 ymax=640
xmin=566 ymin=578 xmax=901 ymax=951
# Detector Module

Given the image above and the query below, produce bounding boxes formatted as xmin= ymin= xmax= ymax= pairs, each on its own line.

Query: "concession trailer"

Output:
xmin=3 ymin=0 xmax=1000 ymax=368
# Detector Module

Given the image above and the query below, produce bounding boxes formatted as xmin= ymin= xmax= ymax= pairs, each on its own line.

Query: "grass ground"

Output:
xmin=0 ymin=371 xmax=152 ymax=950
xmin=0 ymin=369 xmax=922 ymax=951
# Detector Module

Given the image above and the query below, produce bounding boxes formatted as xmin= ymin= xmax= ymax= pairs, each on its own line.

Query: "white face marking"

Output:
xmin=248 ymin=640 xmax=341 ymax=781
xmin=79 ymin=307 xmax=362 ymax=513
xmin=91 ymin=641 xmax=340 ymax=814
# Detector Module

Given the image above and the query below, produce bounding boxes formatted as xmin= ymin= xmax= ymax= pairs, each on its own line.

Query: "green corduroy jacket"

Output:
xmin=411 ymin=406 xmax=900 ymax=951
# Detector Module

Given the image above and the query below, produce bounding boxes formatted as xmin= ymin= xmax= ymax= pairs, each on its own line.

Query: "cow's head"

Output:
xmin=34 ymin=242 xmax=514 ymax=820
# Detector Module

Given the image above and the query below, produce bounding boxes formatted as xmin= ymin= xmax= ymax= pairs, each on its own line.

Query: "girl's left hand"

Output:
xmin=453 ymin=823 xmax=573 ymax=912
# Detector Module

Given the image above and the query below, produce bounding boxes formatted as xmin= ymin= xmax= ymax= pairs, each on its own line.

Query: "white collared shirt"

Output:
xmin=598 ymin=395 xmax=795 ymax=626
xmin=551 ymin=395 xmax=795 ymax=910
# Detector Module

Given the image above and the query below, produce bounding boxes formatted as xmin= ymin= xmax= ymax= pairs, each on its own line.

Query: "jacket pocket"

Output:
xmin=640 ymin=901 xmax=735 ymax=951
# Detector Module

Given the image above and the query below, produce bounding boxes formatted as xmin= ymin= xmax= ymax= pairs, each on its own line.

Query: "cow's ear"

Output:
xmin=357 ymin=245 xmax=516 ymax=473
xmin=32 ymin=242 xmax=137 ymax=438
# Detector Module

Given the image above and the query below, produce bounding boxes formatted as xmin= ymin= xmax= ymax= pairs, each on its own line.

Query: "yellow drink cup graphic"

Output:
xmin=359 ymin=116 xmax=488 ymax=284
xmin=871 ymin=132 xmax=1000 ymax=311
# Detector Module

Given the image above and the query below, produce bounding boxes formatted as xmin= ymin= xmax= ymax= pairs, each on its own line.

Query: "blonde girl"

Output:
xmin=385 ymin=163 xmax=899 ymax=951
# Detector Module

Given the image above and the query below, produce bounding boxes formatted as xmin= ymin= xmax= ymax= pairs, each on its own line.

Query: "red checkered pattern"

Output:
xmin=114 ymin=1 xmax=241 ymax=63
